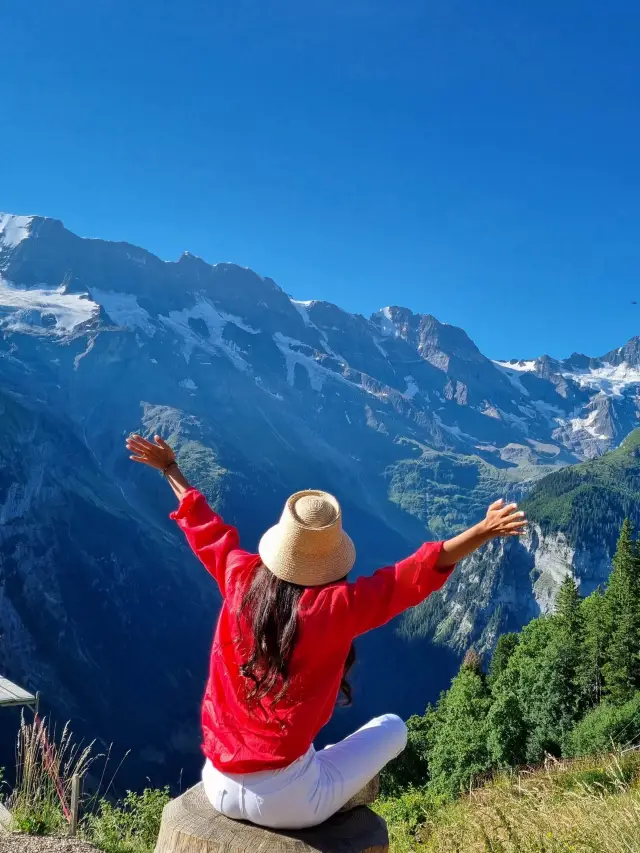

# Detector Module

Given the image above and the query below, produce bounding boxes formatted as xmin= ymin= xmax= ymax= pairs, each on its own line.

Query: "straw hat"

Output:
xmin=259 ymin=490 xmax=356 ymax=586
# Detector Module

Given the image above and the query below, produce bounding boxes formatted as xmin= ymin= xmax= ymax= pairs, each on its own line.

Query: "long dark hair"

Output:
xmin=239 ymin=562 xmax=355 ymax=706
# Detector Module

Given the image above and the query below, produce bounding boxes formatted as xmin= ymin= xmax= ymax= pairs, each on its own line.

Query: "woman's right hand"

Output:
xmin=126 ymin=434 xmax=176 ymax=472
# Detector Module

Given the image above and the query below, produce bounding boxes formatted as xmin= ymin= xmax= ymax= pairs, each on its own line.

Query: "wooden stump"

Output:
xmin=0 ymin=801 xmax=12 ymax=833
xmin=154 ymin=783 xmax=389 ymax=853
xmin=339 ymin=775 xmax=380 ymax=812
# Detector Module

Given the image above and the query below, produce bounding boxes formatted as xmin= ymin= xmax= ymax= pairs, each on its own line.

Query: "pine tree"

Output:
xmin=555 ymin=574 xmax=582 ymax=637
xmin=488 ymin=633 xmax=519 ymax=685
xmin=525 ymin=633 xmax=582 ymax=761
xmin=603 ymin=519 xmax=640 ymax=703
xmin=579 ymin=588 xmax=608 ymax=706
xmin=428 ymin=659 xmax=492 ymax=796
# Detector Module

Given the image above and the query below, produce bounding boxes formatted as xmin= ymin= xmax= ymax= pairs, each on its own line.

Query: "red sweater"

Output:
xmin=172 ymin=489 xmax=455 ymax=774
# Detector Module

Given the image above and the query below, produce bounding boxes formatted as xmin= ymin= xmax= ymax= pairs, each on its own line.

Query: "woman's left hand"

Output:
xmin=126 ymin=434 xmax=176 ymax=471
xmin=480 ymin=499 xmax=528 ymax=538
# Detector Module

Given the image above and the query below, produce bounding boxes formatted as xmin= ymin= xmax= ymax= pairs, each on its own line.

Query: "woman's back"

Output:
xmin=172 ymin=488 xmax=449 ymax=773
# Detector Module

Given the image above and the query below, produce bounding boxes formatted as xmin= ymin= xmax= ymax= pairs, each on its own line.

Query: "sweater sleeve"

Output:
xmin=170 ymin=489 xmax=241 ymax=596
xmin=346 ymin=542 xmax=456 ymax=637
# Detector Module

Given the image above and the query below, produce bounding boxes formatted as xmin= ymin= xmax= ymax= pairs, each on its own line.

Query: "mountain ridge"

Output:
xmin=2 ymin=211 xmax=638 ymax=464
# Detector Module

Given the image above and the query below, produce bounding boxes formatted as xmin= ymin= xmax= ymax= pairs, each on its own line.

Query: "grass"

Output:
xmin=9 ymin=715 xmax=96 ymax=836
xmin=2 ymin=716 xmax=169 ymax=853
xmin=9 ymin=715 xmax=640 ymax=853
xmin=375 ymin=751 xmax=640 ymax=853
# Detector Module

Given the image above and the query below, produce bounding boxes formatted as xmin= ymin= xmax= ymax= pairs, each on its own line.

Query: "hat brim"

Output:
xmin=258 ymin=524 xmax=356 ymax=587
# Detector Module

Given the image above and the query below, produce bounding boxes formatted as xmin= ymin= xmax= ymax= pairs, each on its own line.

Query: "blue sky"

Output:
xmin=2 ymin=0 xmax=639 ymax=360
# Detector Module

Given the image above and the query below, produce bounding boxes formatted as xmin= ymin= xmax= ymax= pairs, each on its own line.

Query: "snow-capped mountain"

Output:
xmin=0 ymin=212 xmax=638 ymax=785
xmin=1 ymin=214 xmax=637 ymax=466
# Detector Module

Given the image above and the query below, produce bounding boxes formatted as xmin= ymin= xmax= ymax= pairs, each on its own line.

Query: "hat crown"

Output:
xmin=259 ymin=490 xmax=355 ymax=586
xmin=291 ymin=494 xmax=339 ymax=529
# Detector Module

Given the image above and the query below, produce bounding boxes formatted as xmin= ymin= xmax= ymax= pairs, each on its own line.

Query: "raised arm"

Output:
xmin=347 ymin=498 xmax=527 ymax=637
xmin=125 ymin=434 xmax=241 ymax=593
xmin=436 ymin=499 xmax=527 ymax=568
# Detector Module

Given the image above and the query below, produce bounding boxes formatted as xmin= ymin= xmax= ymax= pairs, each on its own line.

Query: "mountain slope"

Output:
xmin=0 ymin=211 xmax=638 ymax=784
xmin=524 ymin=429 xmax=640 ymax=544
xmin=407 ymin=429 xmax=640 ymax=653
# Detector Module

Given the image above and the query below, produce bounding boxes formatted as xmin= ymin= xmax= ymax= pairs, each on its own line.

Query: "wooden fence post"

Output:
xmin=70 ymin=774 xmax=80 ymax=837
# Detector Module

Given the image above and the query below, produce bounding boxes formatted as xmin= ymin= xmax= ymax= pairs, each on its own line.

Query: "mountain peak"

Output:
xmin=177 ymin=250 xmax=207 ymax=265
xmin=0 ymin=213 xmax=36 ymax=250
xmin=372 ymin=305 xmax=418 ymax=337
xmin=602 ymin=336 xmax=640 ymax=367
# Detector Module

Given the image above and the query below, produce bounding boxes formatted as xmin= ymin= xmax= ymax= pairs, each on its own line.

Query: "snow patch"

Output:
xmin=496 ymin=359 xmax=537 ymax=372
xmin=290 ymin=299 xmax=315 ymax=326
xmin=563 ymin=362 xmax=640 ymax=398
xmin=180 ymin=378 xmax=197 ymax=391
xmin=377 ymin=307 xmax=398 ymax=337
xmin=255 ymin=376 xmax=283 ymax=400
xmin=403 ymin=375 xmax=419 ymax=399
xmin=0 ymin=214 xmax=34 ymax=250
xmin=273 ymin=333 xmax=328 ymax=392
xmin=0 ymin=276 xmax=98 ymax=336
xmin=159 ymin=296 xmax=258 ymax=367
xmin=273 ymin=333 xmax=359 ymax=394
xmin=568 ymin=407 xmax=609 ymax=440
xmin=92 ymin=290 xmax=156 ymax=336
xmin=493 ymin=360 xmax=534 ymax=396
xmin=433 ymin=413 xmax=478 ymax=444
xmin=289 ymin=298 xmax=347 ymax=364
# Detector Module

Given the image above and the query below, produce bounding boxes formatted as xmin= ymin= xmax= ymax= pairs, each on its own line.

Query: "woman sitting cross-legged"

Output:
xmin=126 ymin=433 xmax=527 ymax=830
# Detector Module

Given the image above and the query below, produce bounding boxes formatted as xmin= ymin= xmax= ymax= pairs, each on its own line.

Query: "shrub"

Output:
xmin=567 ymin=693 xmax=640 ymax=757
xmin=85 ymin=787 xmax=170 ymax=853
xmin=376 ymin=788 xmax=450 ymax=835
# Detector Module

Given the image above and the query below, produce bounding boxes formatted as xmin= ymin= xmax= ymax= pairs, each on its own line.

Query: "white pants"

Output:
xmin=201 ymin=713 xmax=407 ymax=830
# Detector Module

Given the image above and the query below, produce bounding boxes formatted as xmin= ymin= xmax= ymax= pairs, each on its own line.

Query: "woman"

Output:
xmin=126 ymin=433 xmax=527 ymax=830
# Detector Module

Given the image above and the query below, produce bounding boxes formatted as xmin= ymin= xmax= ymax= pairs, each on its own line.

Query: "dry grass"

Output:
xmin=378 ymin=752 xmax=640 ymax=853
xmin=8 ymin=715 xmax=97 ymax=836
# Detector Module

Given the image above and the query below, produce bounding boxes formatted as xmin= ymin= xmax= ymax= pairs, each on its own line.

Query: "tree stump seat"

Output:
xmin=154 ymin=783 xmax=389 ymax=853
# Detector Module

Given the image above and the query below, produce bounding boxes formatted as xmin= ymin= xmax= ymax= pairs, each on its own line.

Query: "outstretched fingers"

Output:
xmin=502 ymin=518 xmax=528 ymax=535
xmin=489 ymin=498 xmax=505 ymax=511
xmin=126 ymin=435 xmax=161 ymax=465
xmin=498 ymin=502 xmax=519 ymax=518
xmin=127 ymin=434 xmax=154 ymax=451
xmin=127 ymin=435 xmax=157 ymax=453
